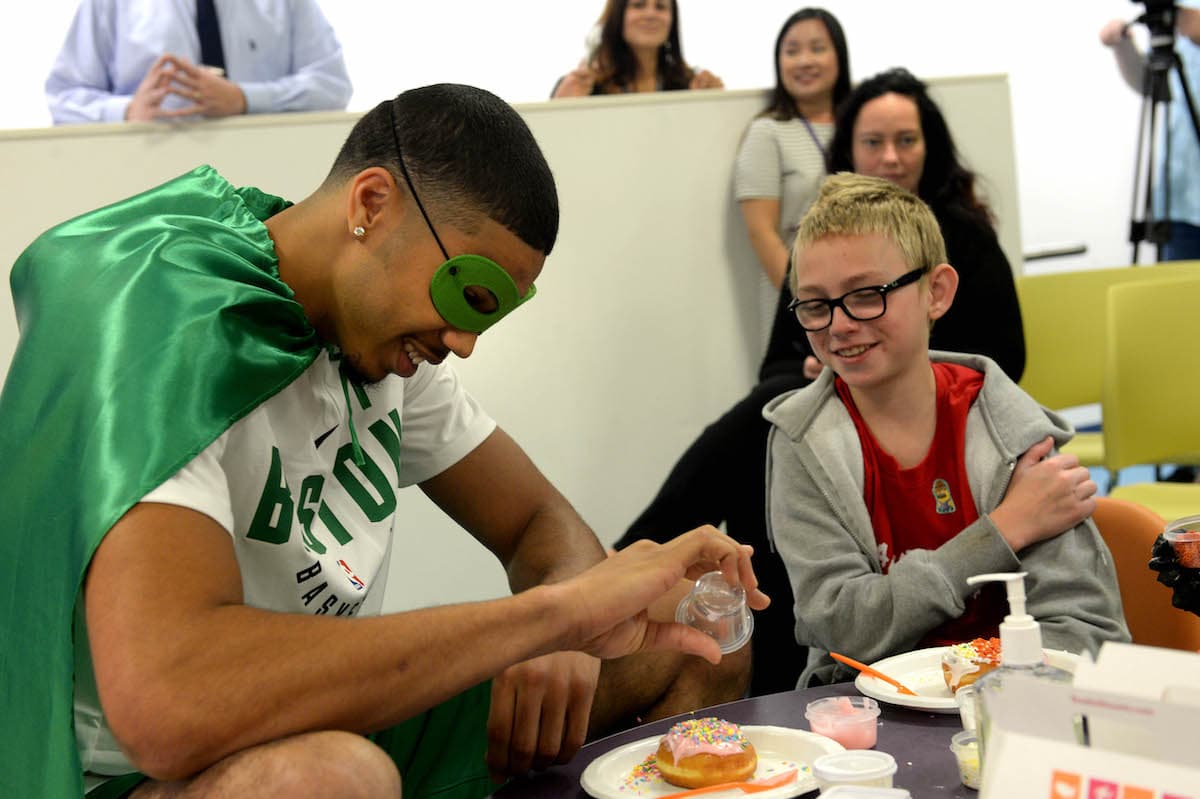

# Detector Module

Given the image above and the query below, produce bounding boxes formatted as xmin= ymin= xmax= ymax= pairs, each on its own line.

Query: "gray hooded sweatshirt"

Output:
xmin=763 ymin=351 xmax=1130 ymax=687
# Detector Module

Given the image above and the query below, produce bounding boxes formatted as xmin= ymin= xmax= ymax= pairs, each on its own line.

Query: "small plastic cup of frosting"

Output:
xmin=812 ymin=750 xmax=897 ymax=792
xmin=1164 ymin=515 xmax=1200 ymax=568
xmin=950 ymin=730 xmax=981 ymax=789
xmin=675 ymin=571 xmax=754 ymax=654
xmin=805 ymin=696 xmax=881 ymax=749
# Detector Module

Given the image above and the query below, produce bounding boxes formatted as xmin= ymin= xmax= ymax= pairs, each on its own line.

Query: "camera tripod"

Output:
xmin=1128 ymin=4 xmax=1200 ymax=263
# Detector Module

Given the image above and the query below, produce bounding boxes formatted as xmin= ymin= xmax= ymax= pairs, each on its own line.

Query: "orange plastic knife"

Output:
xmin=830 ymin=651 xmax=919 ymax=696
xmin=657 ymin=768 xmax=798 ymax=799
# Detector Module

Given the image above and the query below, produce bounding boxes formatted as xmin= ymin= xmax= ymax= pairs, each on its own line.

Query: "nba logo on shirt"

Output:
xmin=338 ymin=559 xmax=366 ymax=591
xmin=931 ymin=478 xmax=956 ymax=515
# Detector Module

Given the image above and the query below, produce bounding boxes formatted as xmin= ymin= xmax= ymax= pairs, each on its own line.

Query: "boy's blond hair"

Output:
xmin=791 ymin=173 xmax=947 ymax=295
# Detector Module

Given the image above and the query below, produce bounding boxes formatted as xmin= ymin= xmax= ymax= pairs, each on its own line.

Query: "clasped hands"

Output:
xmin=126 ymin=53 xmax=247 ymax=121
xmin=553 ymin=62 xmax=724 ymax=97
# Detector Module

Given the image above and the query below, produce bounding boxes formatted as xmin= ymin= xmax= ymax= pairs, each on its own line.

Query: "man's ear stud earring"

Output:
xmin=353 ymin=226 xmax=365 ymax=238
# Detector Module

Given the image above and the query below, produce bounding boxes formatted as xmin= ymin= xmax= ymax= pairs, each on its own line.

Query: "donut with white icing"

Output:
xmin=941 ymin=637 xmax=1001 ymax=691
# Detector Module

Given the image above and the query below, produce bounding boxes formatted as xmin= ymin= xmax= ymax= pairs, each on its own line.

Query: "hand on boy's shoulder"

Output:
xmin=990 ymin=436 xmax=1098 ymax=552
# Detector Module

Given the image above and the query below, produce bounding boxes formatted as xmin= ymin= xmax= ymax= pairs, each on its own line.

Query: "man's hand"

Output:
xmin=1099 ymin=18 xmax=1130 ymax=47
xmin=991 ymin=436 xmax=1097 ymax=552
xmin=802 ymin=355 xmax=824 ymax=381
xmin=124 ymin=54 xmax=246 ymax=121
xmin=486 ymin=651 xmax=599 ymax=779
xmin=165 ymin=56 xmax=248 ymax=117
xmin=125 ymin=54 xmax=198 ymax=121
xmin=555 ymin=526 xmax=769 ymax=665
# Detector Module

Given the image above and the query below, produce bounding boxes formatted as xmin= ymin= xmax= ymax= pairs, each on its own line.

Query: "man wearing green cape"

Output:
xmin=0 ymin=84 xmax=768 ymax=798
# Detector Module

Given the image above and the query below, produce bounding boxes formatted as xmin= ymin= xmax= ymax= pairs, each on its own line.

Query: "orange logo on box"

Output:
xmin=1051 ymin=771 xmax=1082 ymax=799
xmin=1120 ymin=788 xmax=1152 ymax=799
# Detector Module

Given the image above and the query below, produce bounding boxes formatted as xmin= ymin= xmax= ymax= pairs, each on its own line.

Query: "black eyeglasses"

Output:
xmin=787 ymin=266 xmax=929 ymax=332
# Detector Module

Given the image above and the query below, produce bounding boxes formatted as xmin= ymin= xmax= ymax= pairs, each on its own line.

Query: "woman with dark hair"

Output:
xmin=817 ymin=67 xmax=1024 ymax=381
xmin=616 ymin=66 xmax=1025 ymax=698
xmin=551 ymin=0 xmax=722 ymax=97
xmin=737 ymin=8 xmax=851 ymax=293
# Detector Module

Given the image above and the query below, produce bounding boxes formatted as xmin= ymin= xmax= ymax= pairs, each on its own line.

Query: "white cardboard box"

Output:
xmin=979 ymin=642 xmax=1200 ymax=798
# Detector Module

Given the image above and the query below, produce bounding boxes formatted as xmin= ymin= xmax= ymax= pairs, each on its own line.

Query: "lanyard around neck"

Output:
xmin=798 ymin=115 xmax=828 ymax=162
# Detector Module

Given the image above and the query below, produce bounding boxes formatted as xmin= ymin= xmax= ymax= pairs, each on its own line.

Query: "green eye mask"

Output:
xmin=429 ymin=254 xmax=536 ymax=334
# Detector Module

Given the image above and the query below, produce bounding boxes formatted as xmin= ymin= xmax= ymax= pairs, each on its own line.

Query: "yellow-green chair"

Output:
xmin=1017 ymin=261 xmax=1200 ymax=467
xmin=1103 ymin=275 xmax=1200 ymax=522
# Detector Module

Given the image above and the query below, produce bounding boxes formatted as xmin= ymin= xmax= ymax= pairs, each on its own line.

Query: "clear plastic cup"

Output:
xmin=954 ymin=684 xmax=978 ymax=733
xmin=805 ymin=696 xmax=881 ymax=749
xmin=812 ymin=750 xmax=897 ymax=792
xmin=950 ymin=730 xmax=981 ymax=789
xmin=674 ymin=571 xmax=753 ymax=654
xmin=1164 ymin=515 xmax=1200 ymax=568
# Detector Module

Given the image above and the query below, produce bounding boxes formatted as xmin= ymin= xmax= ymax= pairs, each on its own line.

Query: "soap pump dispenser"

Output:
xmin=964 ymin=571 xmax=1072 ymax=758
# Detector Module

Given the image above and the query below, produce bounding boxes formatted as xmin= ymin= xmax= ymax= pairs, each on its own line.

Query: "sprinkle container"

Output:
xmin=1164 ymin=515 xmax=1200 ymax=568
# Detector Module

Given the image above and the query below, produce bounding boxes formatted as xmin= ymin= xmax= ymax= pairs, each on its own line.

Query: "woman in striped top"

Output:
xmin=736 ymin=8 xmax=851 ymax=294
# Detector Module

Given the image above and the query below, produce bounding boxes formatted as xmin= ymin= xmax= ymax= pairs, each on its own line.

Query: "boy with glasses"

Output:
xmin=764 ymin=174 xmax=1129 ymax=687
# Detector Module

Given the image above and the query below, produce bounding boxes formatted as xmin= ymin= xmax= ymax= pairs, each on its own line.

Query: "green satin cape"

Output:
xmin=0 ymin=166 xmax=322 ymax=796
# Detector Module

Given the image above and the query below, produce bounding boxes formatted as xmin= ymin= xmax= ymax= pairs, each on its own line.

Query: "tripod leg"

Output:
xmin=1129 ymin=76 xmax=1164 ymax=263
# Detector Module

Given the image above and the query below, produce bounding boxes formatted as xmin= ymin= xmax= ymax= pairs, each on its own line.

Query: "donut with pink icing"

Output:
xmin=654 ymin=717 xmax=757 ymax=788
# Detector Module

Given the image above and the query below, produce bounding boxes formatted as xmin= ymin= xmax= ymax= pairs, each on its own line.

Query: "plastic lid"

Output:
xmin=950 ymin=730 xmax=978 ymax=750
xmin=1164 ymin=514 xmax=1200 ymax=542
xmin=812 ymin=750 xmax=898 ymax=781
xmin=819 ymin=787 xmax=911 ymax=798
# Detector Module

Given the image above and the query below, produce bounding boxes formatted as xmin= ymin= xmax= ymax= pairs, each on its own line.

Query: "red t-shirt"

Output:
xmin=835 ymin=362 xmax=1006 ymax=647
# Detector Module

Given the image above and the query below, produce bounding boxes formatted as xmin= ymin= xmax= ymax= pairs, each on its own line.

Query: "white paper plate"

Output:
xmin=579 ymin=724 xmax=844 ymax=798
xmin=854 ymin=646 xmax=1082 ymax=713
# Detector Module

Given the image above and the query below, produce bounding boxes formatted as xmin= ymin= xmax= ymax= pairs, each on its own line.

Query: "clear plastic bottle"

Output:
xmin=965 ymin=572 xmax=1073 ymax=761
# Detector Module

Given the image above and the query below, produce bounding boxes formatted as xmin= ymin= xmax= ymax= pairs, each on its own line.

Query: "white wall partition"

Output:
xmin=0 ymin=78 xmax=1018 ymax=610
xmin=2 ymin=0 xmax=1151 ymax=274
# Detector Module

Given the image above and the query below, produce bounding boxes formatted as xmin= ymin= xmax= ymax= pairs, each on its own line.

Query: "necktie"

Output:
xmin=196 ymin=0 xmax=227 ymax=71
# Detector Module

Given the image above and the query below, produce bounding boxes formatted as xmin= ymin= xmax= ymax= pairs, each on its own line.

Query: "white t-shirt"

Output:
xmin=75 ymin=350 xmax=495 ymax=780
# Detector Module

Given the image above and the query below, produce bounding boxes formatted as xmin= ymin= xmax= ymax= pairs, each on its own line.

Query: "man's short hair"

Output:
xmin=792 ymin=173 xmax=947 ymax=290
xmin=326 ymin=84 xmax=559 ymax=255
